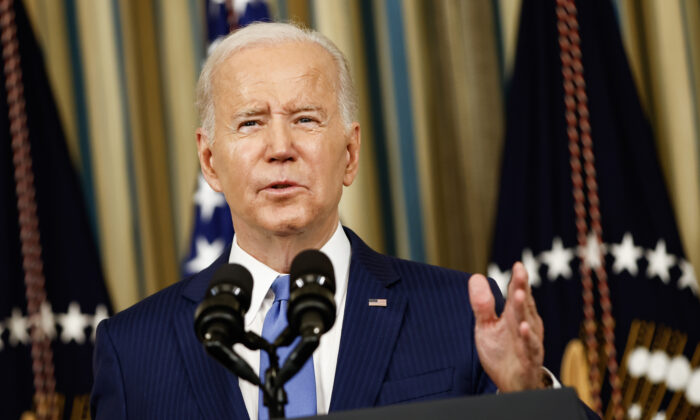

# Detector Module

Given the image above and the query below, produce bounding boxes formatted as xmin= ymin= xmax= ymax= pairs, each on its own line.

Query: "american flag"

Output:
xmin=368 ymin=299 xmax=387 ymax=307
xmin=489 ymin=0 xmax=700 ymax=418
xmin=182 ymin=0 xmax=271 ymax=277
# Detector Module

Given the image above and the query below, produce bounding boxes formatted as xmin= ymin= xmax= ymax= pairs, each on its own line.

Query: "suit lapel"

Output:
xmin=329 ymin=229 xmax=407 ymax=411
xmin=172 ymin=230 xmax=406 ymax=415
xmin=174 ymin=248 xmax=249 ymax=420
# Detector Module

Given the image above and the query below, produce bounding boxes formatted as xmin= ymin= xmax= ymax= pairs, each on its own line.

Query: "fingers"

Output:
xmin=469 ymin=274 xmax=497 ymax=325
xmin=507 ymin=262 xmax=544 ymax=341
xmin=511 ymin=288 xmax=527 ymax=324
xmin=508 ymin=262 xmax=529 ymax=298
xmin=519 ymin=321 xmax=541 ymax=354
xmin=509 ymin=262 xmax=538 ymax=319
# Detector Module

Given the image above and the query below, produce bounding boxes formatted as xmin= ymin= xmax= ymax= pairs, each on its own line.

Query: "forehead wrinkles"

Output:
xmin=212 ymin=43 xmax=341 ymax=112
xmin=239 ymin=67 xmax=337 ymax=112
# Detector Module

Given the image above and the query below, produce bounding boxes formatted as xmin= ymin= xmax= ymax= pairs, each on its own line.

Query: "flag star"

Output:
xmin=57 ymin=302 xmax=89 ymax=344
xmin=232 ymin=0 xmax=248 ymax=15
xmin=37 ymin=301 xmax=56 ymax=340
xmin=7 ymin=308 xmax=30 ymax=346
xmin=541 ymin=237 xmax=574 ymax=281
xmin=610 ymin=232 xmax=643 ymax=276
xmin=193 ymin=175 xmax=226 ymax=222
xmin=91 ymin=304 xmax=110 ymax=341
xmin=678 ymin=259 xmax=698 ymax=296
xmin=578 ymin=232 xmax=606 ymax=269
xmin=521 ymin=248 xmax=541 ymax=287
xmin=488 ymin=263 xmax=511 ymax=297
xmin=185 ymin=236 xmax=225 ymax=274
xmin=646 ymin=240 xmax=676 ymax=284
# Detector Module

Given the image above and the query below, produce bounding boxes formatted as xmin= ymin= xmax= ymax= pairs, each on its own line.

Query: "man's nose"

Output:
xmin=264 ymin=119 xmax=297 ymax=163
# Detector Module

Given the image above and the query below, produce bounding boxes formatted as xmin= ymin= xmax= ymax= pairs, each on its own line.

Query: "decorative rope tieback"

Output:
xmin=555 ymin=0 xmax=622 ymax=418
xmin=0 ymin=0 xmax=58 ymax=418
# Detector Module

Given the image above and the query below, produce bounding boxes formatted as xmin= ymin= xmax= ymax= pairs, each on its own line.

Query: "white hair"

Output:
xmin=196 ymin=22 xmax=358 ymax=140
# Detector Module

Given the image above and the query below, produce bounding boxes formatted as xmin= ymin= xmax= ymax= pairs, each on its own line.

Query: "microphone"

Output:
xmin=194 ymin=263 xmax=253 ymax=345
xmin=194 ymin=264 xmax=261 ymax=385
xmin=287 ymin=249 xmax=337 ymax=338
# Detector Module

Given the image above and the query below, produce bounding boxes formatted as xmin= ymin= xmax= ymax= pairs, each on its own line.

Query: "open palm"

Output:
xmin=468 ymin=262 xmax=545 ymax=392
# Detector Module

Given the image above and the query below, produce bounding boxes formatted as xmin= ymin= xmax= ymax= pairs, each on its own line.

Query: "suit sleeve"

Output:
xmin=91 ymin=319 xmax=128 ymax=419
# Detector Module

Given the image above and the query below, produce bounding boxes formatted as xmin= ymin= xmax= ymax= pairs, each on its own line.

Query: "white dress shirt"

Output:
xmin=230 ymin=223 xmax=351 ymax=419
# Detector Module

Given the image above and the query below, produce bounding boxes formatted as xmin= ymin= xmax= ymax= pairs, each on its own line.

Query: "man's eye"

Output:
xmin=241 ymin=120 xmax=258 ymax=127
xmin=297 ymin=117 xmax=315 ymax=124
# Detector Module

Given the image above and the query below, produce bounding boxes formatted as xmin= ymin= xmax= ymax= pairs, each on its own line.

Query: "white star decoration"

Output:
xmin=646 ymin=240 xmax=676 ymax=284
xmin=8 ymin=308 xmax=30 ymax=346
xmin=579 ymin=232 xmax=606 ymax=269
xmin=185 ymin=236 xmax=225 ymax=274
xmin=487 ymin=263 xmax=511 ymax=297
xmin=521 ymin=249 xmax=541 ymax=287
xmin=1 ymin=301 xmax=109 ymax=350
xmin=193 ymin=174 xmax=226 ymax=222
xmin=678 ymin=260 xmax=698 ymax=296
xmin=540 ymin=237 xmax=574 ymax=281
xmin=610 ymin=233 xmax=643 ymax=276
xmin=57 ymin=302 xmax=89 ymax=344
xmin=38 ymin=301 xmax=56 ymax=340
xmin=487 ymin=232 xmax=699 ymax=296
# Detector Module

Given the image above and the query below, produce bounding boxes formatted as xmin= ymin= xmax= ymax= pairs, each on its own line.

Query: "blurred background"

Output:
xmin=3 ymin=0 xmax=700 ymax=418
xmin=20 ymin=0 xmax=700 ymax=311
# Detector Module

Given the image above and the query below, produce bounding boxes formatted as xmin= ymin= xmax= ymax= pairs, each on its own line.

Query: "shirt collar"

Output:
xmin=229 ymin=223 xmax=351 ymax=328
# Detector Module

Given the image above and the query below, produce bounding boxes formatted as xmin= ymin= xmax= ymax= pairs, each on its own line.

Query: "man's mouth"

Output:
xmin=263 ymin=181 xmax=301 ymax=192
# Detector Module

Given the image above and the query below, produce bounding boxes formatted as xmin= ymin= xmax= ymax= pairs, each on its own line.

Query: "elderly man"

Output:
xmin=91 ymin=22 xmax=594 ymax=419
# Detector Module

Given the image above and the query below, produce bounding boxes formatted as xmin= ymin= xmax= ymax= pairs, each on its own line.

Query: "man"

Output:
xmin=91 ymin=22 xmax=594 ymax=419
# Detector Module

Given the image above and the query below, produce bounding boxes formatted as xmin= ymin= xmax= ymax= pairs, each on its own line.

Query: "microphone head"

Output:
xmin=194 ymin=263 xmax=254 ymax=344
xmin=289 ymin=249 xmax=336 ymax=293
xmin=288 ymin=250 xmax=337 ymax=336
xmin=208 ymin=263 xmax=254 ymax=310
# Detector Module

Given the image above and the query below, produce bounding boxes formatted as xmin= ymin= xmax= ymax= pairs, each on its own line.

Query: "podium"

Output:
xmin=302 ymin=387 xmax=589 ymax=419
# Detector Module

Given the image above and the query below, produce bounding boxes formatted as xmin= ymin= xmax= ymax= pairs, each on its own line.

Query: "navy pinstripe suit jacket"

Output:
xmin=91 ymin=228 xmax=504 ymax=419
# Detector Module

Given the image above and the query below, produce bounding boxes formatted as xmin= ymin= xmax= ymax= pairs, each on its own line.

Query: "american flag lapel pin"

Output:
xmin=368 ymin=298 xmax=387 ymax=307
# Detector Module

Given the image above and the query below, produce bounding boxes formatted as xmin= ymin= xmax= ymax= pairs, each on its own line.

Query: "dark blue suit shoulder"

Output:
xmin=390 ymin=257 xmax=472 ymax=283
xmin=385 ymin=256 xmax=505 ymax=315
xmin=99 ymin=277 xmax=191 ymax=338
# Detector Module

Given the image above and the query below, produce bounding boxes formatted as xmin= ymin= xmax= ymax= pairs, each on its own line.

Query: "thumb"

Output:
xmin=469 ymin=274 xmax=497 ymax=325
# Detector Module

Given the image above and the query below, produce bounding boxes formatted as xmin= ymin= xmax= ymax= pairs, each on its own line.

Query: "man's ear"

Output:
xmin=196 ymin=128 xmax=223 ymax=192
xmin=343 ymin=122 xmax=361 ymax=187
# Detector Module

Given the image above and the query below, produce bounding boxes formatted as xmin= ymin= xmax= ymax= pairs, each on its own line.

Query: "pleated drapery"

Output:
xmin=20 ymin=0 xmax=700 ymax=311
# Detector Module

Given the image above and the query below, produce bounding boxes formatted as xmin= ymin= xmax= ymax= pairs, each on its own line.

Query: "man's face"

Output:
xmin=197 ymin=41 xmax=360 ymax=239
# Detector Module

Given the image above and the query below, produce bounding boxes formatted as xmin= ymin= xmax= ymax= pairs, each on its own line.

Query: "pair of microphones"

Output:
xmin=193 ymin=249 xmax=337 ymax=417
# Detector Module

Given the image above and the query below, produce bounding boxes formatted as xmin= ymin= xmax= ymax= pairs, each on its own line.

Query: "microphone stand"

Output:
xmin=202 ymin=329 xmax=320 ymax=419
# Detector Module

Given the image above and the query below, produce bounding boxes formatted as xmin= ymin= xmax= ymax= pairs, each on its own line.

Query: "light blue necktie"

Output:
xmin=258 ymin=275 xmax=317 ymax=419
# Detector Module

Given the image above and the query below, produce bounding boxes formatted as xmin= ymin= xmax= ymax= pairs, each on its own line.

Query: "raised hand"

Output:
xmin=468 ymin=262 xmax=545 ymax=392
